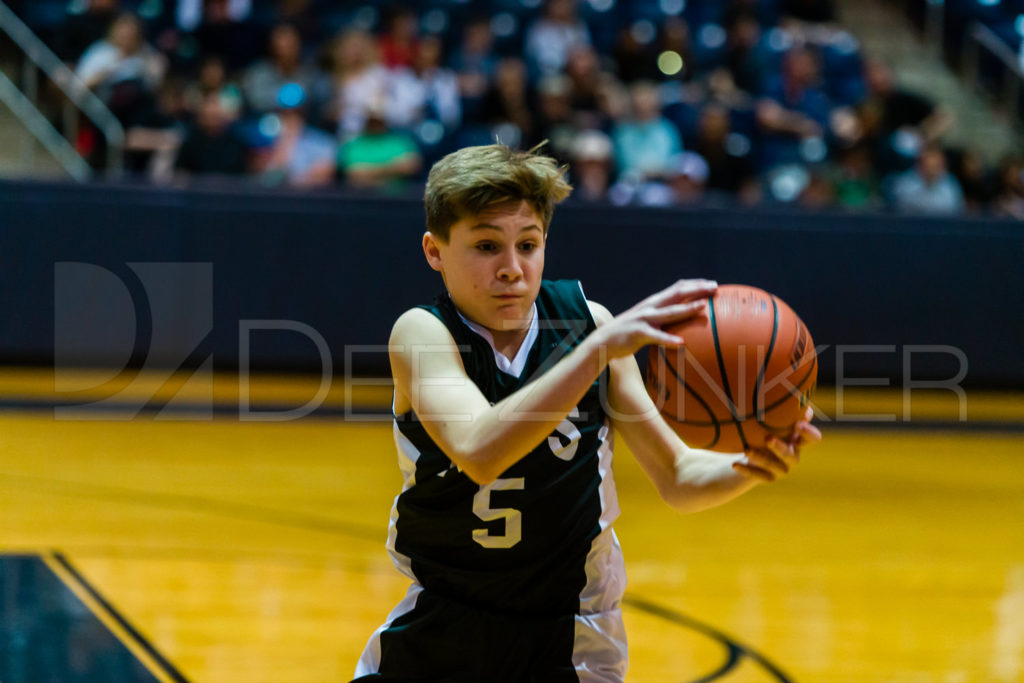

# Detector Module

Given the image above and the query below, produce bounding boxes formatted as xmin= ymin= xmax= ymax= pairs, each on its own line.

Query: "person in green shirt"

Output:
xmin=338 ymin=104 xmax=422 ymax=188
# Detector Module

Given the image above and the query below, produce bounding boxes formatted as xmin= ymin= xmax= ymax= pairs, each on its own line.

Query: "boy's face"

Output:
xmin=424 ymin=200 xmax=546 ymax=335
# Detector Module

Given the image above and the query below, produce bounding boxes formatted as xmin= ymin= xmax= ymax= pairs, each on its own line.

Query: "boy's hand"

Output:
xmin=732 ymin=407 xmax=822 ymax=482
xmin=593 ymin=279 xmax=717 ymax=359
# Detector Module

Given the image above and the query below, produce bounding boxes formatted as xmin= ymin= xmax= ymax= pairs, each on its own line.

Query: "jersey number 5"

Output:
xmin=472 ymin=477 xmax=525 ymax=549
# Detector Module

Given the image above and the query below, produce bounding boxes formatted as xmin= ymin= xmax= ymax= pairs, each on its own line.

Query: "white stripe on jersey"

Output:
xmin=573 ymin=527 xmax=628 ymax=681
xmin=392 ymin=419 xmax=420 ymax=488
xmin=353 ymin=582 xmax=423 ymax=677
xmin=595 ymin=423 xmax=620 ymax=531
xmin=574 ymin=608 xmax=629 ymax=682
xmin=572 ymin=422 xmax=628 ymax=680
xmin=357 ymin=420 xmax=425 ymax=675
xmin=386 ymin=421 xmax=419 ymax=581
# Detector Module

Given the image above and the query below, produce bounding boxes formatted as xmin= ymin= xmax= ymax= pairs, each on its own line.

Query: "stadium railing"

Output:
xmin=0 ymin=0 xmax=123 ymax=177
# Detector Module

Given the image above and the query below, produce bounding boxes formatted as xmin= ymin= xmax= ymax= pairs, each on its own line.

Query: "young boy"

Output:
xmin=353 ymin=144 xmax=820 ymax=682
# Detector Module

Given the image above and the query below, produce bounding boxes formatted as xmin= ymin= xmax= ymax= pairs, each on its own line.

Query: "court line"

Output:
xmin=12 ymin=543 xmax=383 ymax=567
xmin=4 ymin=397 xmax=1024 ymax=432
xmin=0 ymin=397 xmax=385 ymax=418
xmin=41 ymin=551 xmax=191 ymax=683
xmin=622 ymin=594 xmax=793 ymax=683
xmin=0 ymin=471 xmax=383 ymax=541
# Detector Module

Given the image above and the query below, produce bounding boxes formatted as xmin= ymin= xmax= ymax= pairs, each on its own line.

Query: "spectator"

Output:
xmin=524 ymin=0 xmax=592 ymax=78
xmin=121 ymin=76 xmax=189 ymax=179
xmin=725 ymin=12 xmax=770 ymax=95
xmin=252 ymin=84 xmax=336 ymax=187
xmin=477 ymin=58 xmax=535 ymax=148
xmin=693 ymin=103 xmax=759 ymax=201
xmin=665 ymin=151 xmax=710 ymax=204
xmin=273 ymin=0 xmax=326 ymax=46
xmin=34 ymin=0 xmax=1004 ymax=214
xmin=703 ymin=66 xmax=757 ymax=111
xmin=612 ymin=81 xmax=683 ymax=179
xmin=316 ymin=28 xmax=390 ymax=140
xmin=611 ymin=24 xmax=651 ymax=85
xmin=993 ymin=157 xmax=1024 ymax=219
xmin=176 ymin=0 xmax=255 ymax=70
xmin=59 ymin=0 xmax=120 ymax=62
xmin=184 ymin=55 xmax=243 ymax=120
xmin=755 ymin=47 xmax=832 ymax=169
xmin=389 ymin=35 xmax=461 ymax=133
xmin=377 ymin=4 xmax=419 ymax=69
xmin=858 ymin=59 xmax=953 ymax=174
xmin=569 ymin=130 xmax=615 ymax=202
xmin=887 ymin=143 xmax=965 ymax=214
xmin=626 ymin=151 xmax=709 ymax=206
xmin=448 ymin=15 xmax=498 ymax=118
xmin=564 ymin=46 xmax=614 ymax=131
xmin=76 ymin=13 xmax=167 ymax=127
xmin=242 ymin=23 xmax=318 ymax=114
xmin=948 ymin=148 xmax=997 ymax=214
xmin=534 ymin=75 xmax=576 ymax=162
xmin=175 ymin=94 xmax=248 ymax=176
xmin=832 ymin=143 xmax=879 ymax=209
xmin=797 ymin=170 xmax=837 ymax=208
xmin=337 ymin=98 xmax=422 ymax=188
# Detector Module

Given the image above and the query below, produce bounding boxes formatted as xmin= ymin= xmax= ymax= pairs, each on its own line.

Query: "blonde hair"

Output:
xmin=424 ymin=143 xmax=572 ymax=242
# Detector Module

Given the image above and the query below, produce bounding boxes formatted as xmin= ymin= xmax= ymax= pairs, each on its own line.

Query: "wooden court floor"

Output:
xmin=2 ymin=370 xmax=1024 ymax=682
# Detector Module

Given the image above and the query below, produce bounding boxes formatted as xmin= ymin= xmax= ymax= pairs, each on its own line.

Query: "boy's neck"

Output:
xmin=490 ymin=327 xmax=530 ymax=361
xmin=454 ymin=303 xmax=539 ymax=376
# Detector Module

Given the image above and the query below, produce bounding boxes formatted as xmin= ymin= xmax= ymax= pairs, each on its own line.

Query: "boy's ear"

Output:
xmin=422 ymin=231 xmax=443 ymax=272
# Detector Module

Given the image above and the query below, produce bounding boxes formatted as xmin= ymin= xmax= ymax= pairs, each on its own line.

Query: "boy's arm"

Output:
xmin=588 ymin=301 xmax=821 ymax=514
xmin=389 ymin=280 xmax=715 ymax=486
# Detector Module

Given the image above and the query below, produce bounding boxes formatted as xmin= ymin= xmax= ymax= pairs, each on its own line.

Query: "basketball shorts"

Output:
xmin=352 ymin=584 xmax=627 ymax=682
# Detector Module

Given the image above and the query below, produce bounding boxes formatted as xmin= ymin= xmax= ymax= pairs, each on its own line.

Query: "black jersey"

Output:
xmin=387 ymin=279 xmax=621 ymax=618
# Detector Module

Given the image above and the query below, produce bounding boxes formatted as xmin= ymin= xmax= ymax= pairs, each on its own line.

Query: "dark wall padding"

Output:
xmin=2 ymin=180 xmax=1021 ymax=387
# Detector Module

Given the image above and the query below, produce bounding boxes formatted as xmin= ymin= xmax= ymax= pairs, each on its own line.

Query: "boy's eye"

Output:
xmin=518 ymin=242 xmax=537 ymax=252
xmin=475 ymin=242 xmax=496 ymax=252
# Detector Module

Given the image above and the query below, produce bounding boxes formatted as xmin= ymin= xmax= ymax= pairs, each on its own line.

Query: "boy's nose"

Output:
xmin=496 ymin=251 xmax=523 ymax=281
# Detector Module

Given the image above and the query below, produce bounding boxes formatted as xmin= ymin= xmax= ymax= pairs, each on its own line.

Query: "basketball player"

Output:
xmin=353 ymin=144 xmax=820 ymax=682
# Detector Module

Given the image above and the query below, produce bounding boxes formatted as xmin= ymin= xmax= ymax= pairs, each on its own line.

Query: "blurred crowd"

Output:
xmin=10 ymin=0 xmax=1024 ymax=216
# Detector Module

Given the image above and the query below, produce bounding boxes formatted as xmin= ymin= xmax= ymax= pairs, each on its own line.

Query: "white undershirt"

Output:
xmin=456 ymin=304 xmax=539 ymax=379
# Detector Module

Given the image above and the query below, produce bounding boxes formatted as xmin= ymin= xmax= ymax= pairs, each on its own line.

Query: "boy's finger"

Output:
xmin=764 ymin=436 xmax=795 ymax=461
xmin=745 ymin=448 xmax=789 ymax=476
xmin=792 ymin=422 xmax=822 ymax=446
xmin=732 ymin=461 xmax=775 ymax=482
xmin=649 ymin=329 xmax=686 ymax=347
xmin=648 ymin=300 xmax=707 ymax=322
xmin=649 ymin=280 xmax=717 ymax=307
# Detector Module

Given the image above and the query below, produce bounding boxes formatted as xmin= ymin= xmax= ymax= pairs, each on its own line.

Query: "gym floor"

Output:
xmin=1 ymin=368 xmax=1023 ymax=682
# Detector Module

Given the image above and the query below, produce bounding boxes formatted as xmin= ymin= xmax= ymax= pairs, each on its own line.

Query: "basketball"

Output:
xmin=645 ymin=284 xmax=817 ymax=453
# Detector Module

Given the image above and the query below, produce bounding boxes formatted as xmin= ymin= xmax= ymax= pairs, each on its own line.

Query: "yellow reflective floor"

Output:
xmin=2 ymin=380 xmax=1024 ymax=682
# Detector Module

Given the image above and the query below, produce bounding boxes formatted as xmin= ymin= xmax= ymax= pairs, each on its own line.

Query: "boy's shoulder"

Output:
xmin=389 ymin=307 xmax=452 ymax=346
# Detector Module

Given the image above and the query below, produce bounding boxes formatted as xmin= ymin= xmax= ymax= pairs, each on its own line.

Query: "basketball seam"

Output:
xmin=755 ymin=352 xmax=817 ymax=432
xmin=752 ymin=296 xmax=779 ymax=423
xmin=662 ymin=346 xmax=721 ymax=449
xmin=668 ymin=352 xmax=817 ymax=427
xmin=709 ymin=294 xmax=748 ymax=450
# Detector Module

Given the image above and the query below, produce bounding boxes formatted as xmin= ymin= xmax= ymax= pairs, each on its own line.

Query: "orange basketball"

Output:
xmin=645 ymin=284 xmax=817 ymax=453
